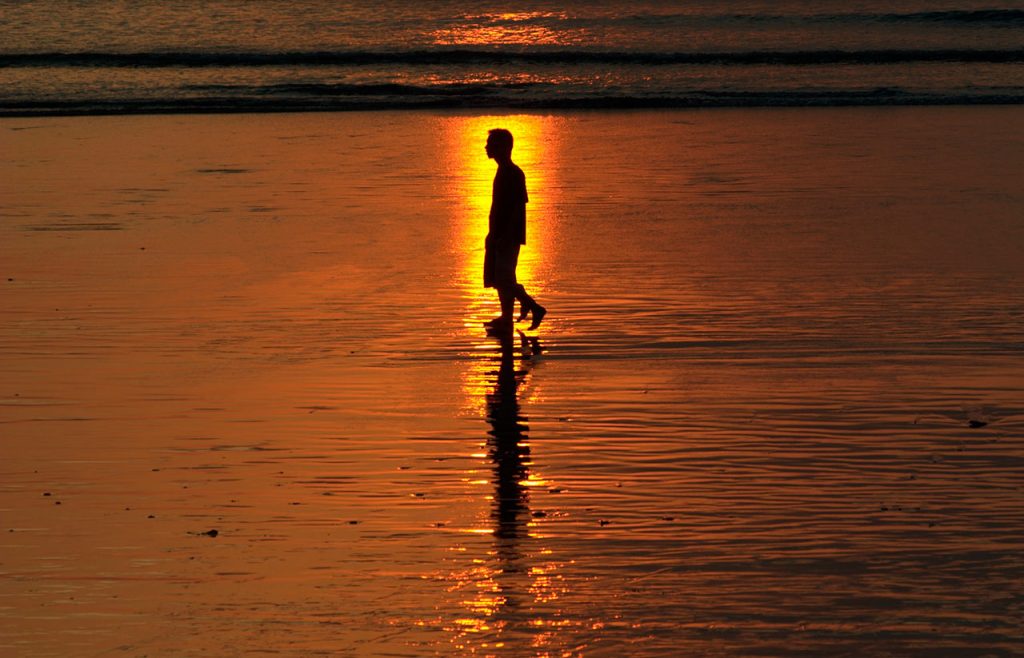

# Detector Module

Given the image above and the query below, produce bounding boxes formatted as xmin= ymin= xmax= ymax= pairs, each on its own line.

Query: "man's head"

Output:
xmin=486 ymin=128 xmax=514 ymax=160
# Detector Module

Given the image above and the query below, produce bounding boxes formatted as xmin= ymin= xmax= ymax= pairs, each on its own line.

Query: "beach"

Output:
xmin=2 ymin=107 xmax=1024 ymax=656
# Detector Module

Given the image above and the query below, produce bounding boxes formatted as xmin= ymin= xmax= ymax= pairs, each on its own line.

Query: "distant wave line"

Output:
xmin=187 ymin=81 xmax=536 ymax=96
xmin=857 ymin=8 xmax=1024 ymax=23
xmin=3 ymin=88 xmax=1023 ymax=117
xmin=668 ymin=8 xmax=1024 ymax=25
xmin=388 ymin=9 xmax=1024 ymax=26
xmin=183 ymin=81 xmax=1024 ymax=100
xmin=3 ymin=48 xmax=1023 ymax=68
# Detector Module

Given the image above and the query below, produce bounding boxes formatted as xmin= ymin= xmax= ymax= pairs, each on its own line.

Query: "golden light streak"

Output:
xmin=442 ymin=114 xmax=556 ymax=326
xmin=431 ymin=12 xmax=574 ymax=46
xmin=436 ymin=114 xmax=572 ymax=655
xmin=439 ymin=114 xmax=561 ymax=415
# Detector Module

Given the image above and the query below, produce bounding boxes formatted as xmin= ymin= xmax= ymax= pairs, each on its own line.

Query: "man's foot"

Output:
xmin=528 ymin=304 xmax=546 ymax=330
xmin=483 ymin=316 xmax=504 ymax=327
xmin=517 ymin=305 xmax=530 ymax=322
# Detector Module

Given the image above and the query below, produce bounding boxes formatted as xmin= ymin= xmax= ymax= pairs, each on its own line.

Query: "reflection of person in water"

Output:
xmin=482 ymin=330 xmax=543 ymax=632
xmin=483 ymin=128 xmax=546 ymax=333
xmin=486 ymin=330 xmax=542 ymax=541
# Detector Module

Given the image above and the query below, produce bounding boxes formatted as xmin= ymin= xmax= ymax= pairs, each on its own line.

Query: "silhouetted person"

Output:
xmin=483 ymin=128 xmax=546 ymax=333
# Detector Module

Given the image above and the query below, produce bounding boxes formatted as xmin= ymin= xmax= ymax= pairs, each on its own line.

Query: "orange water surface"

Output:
xmin=2 ymin=108 xmax=1023 ymax=657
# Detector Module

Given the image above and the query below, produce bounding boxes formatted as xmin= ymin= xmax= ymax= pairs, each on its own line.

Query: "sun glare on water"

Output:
xmin=441 ymin=114 xmax=559 ymax=336
xmin=431 ymin=12 xmax=577 ymax=47
xmin=433 ymin=113 xmax=571 ymax=653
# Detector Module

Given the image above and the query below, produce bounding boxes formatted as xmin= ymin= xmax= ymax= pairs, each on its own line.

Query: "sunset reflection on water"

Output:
xmin=442 ymin=332 xmax=573 ymax=655
xmin=442 ymin=114 xmax=557 ymax=326
xmin=4 ymin=106 xmax=1024 ymax=656
xmin=441 ymin=113 xmax=560 ymax=411
xmin=431 ymin=12 xmax=576 ymax=47
xmin=437 ymin=116 xmax=571 ymax=654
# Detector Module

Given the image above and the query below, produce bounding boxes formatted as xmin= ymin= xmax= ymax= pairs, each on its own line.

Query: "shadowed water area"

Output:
xmin=1 ymin=108 xmax=1023 ymax=656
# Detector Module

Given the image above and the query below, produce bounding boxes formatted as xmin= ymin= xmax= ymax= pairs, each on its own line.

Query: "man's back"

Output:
xmin=489 ymin=162 xmax=528 ymax=245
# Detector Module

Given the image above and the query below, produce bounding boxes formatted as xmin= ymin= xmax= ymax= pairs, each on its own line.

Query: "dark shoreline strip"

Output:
xmin=3 ymin=92 xmax=1022 ymax=118
xmin=3 ymin=48 xmax=1023 ymax=68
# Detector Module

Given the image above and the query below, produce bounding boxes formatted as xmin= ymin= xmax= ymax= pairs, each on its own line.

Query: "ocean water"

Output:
xmin=1 ymin=0 xmax=1023 ymax=115
xmin=2 ymin=107 xmax=1023 ymax=656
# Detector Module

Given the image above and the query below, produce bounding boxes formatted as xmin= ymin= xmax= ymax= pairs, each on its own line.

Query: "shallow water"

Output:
xmin=2 ymin=108 xmax=1023 ymax=656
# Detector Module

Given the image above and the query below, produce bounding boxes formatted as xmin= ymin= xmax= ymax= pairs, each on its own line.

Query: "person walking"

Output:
xmin=482 ymin=128 xmax=546 ymax=332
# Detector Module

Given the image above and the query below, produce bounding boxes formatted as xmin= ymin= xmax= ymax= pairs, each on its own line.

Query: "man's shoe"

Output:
xmin=528 ymin=305 xmax=546 ymax=330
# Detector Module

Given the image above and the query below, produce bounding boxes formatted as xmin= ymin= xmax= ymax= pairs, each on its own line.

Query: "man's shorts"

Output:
xmin=484 ymin=240 xmax=520 ymax=289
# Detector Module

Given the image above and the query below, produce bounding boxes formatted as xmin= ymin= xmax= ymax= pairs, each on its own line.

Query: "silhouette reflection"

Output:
xmin=485 ymin=328 xmax=541 ymax=544
xmin=444 ymin=330 xmax=568 ymax=652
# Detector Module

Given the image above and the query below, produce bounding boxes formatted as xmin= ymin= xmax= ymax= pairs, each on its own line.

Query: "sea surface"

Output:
xmin=2 ymin=107 xmax=1023 ymax=656
xmin=1 ymin=0 xmax=1023 ymax=115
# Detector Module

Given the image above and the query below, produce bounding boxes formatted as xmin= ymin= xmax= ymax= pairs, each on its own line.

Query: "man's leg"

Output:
xmin=492 ymin=242 xmax=518 ymax=330
xmin=515 ymin=284 xmax=534 ymax=321
xmin=500 ymin=287 xmax=515 ymax=321
xmin=488 ymin=241 xmax=545 ymax=331
xmin=488 ymin=285 xmax=515 ymax=333
xmin=514 ymin=284 xmax=546 ymax=329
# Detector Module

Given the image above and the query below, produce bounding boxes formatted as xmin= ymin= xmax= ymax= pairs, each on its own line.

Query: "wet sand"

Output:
xmin=2 ymin=108 xmax=1023 ymax=656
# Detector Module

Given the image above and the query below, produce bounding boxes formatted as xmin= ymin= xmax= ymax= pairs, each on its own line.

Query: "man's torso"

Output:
xmin=489 ymin=163 xmax=528 ymax=245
